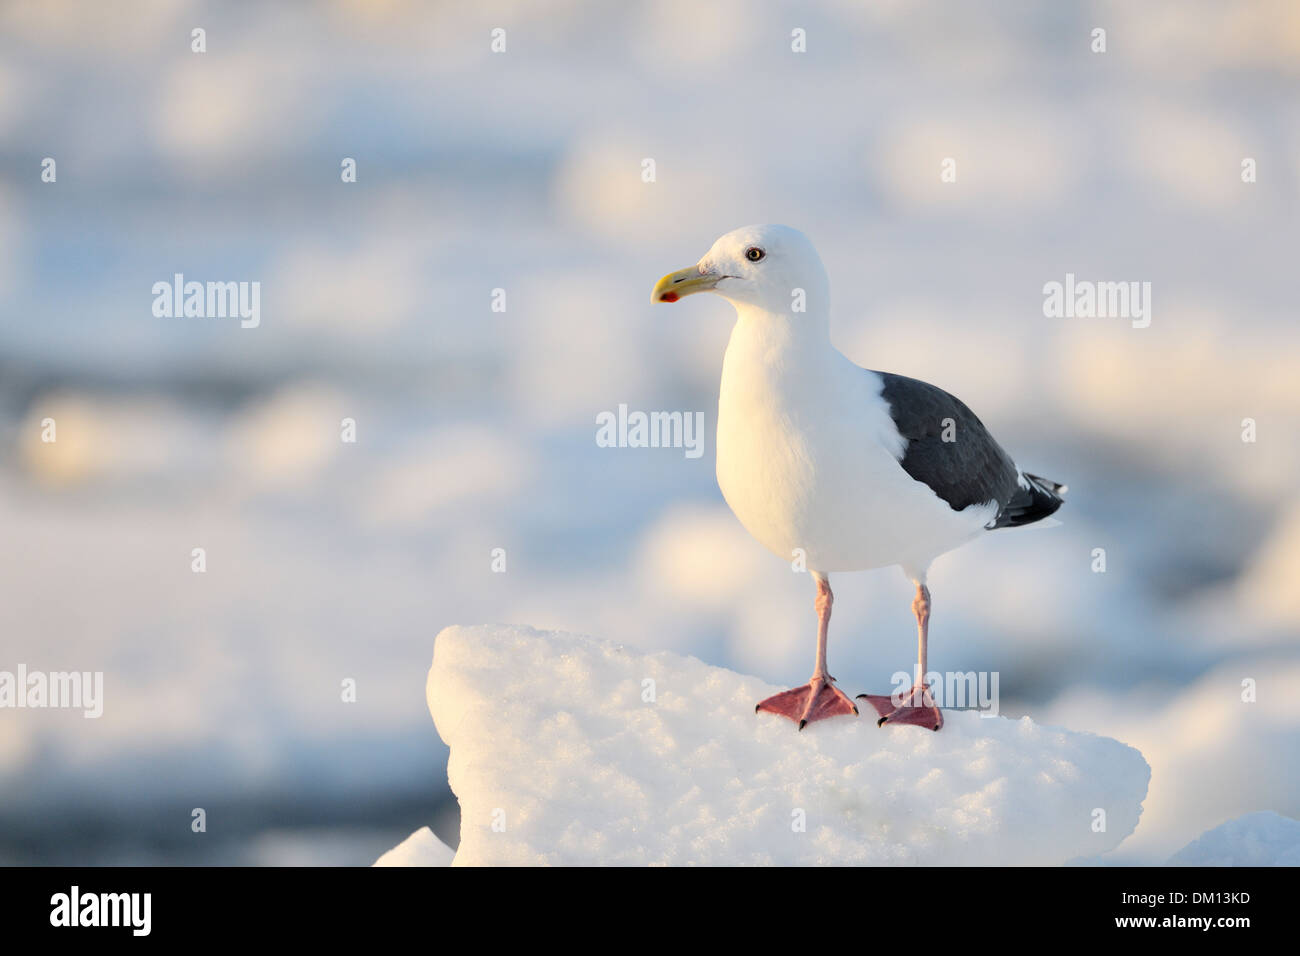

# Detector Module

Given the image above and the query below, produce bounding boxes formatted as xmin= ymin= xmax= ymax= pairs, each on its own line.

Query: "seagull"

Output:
xmin=652 ymin=225 xmax=1065 ymax=732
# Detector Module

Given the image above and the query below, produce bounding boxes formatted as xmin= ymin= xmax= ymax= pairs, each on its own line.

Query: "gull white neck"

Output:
xmin=727 ymin=301 xmax=833 ymax=353
xmin=719 ymin=301 xmax=844 ymax=429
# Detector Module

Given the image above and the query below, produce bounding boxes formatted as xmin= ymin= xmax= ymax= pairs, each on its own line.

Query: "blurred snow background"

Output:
xmin=0 ymin=0 xmax=1297 ymax=863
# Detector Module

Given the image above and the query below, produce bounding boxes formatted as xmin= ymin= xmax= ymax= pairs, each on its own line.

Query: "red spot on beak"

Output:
xmin=660 ymin=292 xmax=679 ymax=303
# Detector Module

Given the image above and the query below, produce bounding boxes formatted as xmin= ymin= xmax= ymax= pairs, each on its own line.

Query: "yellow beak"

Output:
xmin=652 ymin=266 xmax=720 ymax=303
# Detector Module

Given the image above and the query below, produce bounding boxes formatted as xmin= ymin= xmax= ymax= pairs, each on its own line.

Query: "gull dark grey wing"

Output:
xmin=874 ymin=371 xmax=1063 ymax=528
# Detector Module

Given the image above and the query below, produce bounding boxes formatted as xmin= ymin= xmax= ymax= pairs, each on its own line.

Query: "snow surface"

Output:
xmin=423 ymin=624 xmax=1150 ymax=866
xmin=1169 ymin=811 xmax=1300 ymax=867
xmin=372 ymin=827 xmax=455 ymax=867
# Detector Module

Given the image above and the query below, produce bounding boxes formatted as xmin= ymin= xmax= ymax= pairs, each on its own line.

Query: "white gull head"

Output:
xmin=652 ymin=224 xmax=830 ymax=317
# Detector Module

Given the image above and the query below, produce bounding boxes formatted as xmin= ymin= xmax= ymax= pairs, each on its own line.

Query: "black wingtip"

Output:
xmin=991 ymin=472 xmax=1066 ymax=529
xmin=1027 ymin=472 xmax=1068 ymax=496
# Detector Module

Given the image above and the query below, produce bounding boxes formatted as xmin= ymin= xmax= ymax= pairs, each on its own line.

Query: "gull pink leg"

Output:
xmin=859 ymin=581 xmax=944 ymax=732
xmin=755 ymin=573 xmax=859 ymax=729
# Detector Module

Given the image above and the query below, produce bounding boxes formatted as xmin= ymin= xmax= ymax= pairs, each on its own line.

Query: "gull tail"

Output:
xmin=989 ymin=472 xmax=1067 ymax=530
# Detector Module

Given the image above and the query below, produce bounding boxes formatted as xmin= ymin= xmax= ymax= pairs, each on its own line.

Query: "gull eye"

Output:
xmin=745 ymin=246 xmax=765 ymax=262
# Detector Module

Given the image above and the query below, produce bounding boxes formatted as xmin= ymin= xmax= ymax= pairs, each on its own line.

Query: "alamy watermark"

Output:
xmin=596 ymin=404 xmax=704 ymax=459
xmin=50 ymin=886 xmax=150 ymax=936
xmin=887 ymin=669 xmax=1000 ymax=716
xmin=152 ymin=274 xmax=260 ymax=328
xmin=0 ymin=665 xmax=103 ymax=718
xmin=1042 ymin=273 xmax=1151 ymax=328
